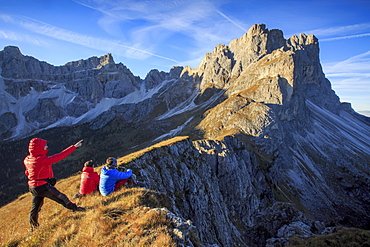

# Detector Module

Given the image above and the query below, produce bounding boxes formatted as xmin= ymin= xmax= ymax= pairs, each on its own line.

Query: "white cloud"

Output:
xmin=306 ymin=23 xmax=370 ymax=37
xmin=0 ymin=29 xmax=48 ymax=46
xmin=323 ymin=50 xmax=370 ymax=75
xmin=216 ymin=10 xmax=247 ymax=33
xmin=322 ymin=50 xmax=370 ymax=111
xmin=320 ymin=33 xmax=370 ymax=42
xmin=0 ymin=13 xmax=180 ymax=63
xmin=73 ymin=0 xmax=244 ymax=64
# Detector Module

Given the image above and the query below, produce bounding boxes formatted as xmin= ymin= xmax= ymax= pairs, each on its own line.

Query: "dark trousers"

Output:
xmin=29 ymin=183 xmax=77 ymax=228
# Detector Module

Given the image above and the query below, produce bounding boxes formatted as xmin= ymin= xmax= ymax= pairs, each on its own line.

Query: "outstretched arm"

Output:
xmin=47 ymin=139 xmax=83 ymax=164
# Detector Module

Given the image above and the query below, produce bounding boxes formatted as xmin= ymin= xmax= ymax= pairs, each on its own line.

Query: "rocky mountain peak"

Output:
xmin=0 ymin=24 xmax=369 ymax=247
xmin=99 ymin=53 xmax=115 ymax=66
xmin=247 ymin=23 xmax=269 ymax=35
xmin=288 ymin=33 xmax=318 ymax=48
xmin=185 ymin=23 xmax=326 ymax=118
xmin=0 ymin=46 xmax=53 ymax=79
xmin=64 ymin=53 xmax=115 ymax=70
xmin=2 ymin=45 xmax=22 ymax=58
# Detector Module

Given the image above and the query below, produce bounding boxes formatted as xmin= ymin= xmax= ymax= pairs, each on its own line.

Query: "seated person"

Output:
xmin=99 ymin=157 xmax=133 ymax=196
xmin=74 ymin=160 xmax=100 ymax=198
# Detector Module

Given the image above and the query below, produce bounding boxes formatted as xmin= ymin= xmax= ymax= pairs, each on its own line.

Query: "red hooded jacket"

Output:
xmin=24 ymin=138 xmax=76 ymax=187
xmin=79 ymin=166 xmax=100 ymax=195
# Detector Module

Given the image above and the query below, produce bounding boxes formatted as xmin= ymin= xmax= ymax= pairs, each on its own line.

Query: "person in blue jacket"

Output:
xmin=99 ymin=157 xmax=133 ymax=196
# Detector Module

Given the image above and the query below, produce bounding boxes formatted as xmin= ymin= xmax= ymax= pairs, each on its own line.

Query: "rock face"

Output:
xmin=127 ymin=131 xmax=368 ymax=246
xmin=0 ymin=24 xmax=369 ymax=246
xmin=0 ymin=46 xmax=143 ymax=138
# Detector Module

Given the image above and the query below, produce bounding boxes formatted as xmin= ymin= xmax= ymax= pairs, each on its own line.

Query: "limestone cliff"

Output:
xmin=0 ymin=24 xmax=369 ymax=246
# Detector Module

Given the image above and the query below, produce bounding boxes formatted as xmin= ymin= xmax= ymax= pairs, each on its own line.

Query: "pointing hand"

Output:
xmin=74 ymin=139 xmax=83 ymax=148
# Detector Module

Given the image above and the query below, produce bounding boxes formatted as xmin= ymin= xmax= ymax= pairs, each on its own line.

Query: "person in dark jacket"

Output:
xmin=99 ymin=157 xmax=133 ymax=196
xmin=73 ymin=160 xmax=100 ymax=198
xmin=24 ymin=138 xmax=86 ymax=230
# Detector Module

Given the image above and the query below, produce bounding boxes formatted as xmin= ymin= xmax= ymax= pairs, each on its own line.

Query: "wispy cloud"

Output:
xmin=0 ymin=29 xmax=48 ymax=46
xmin=320 ymin=33 xmax=370 ymax=42
xmin=303 ymin=23 xmax=370 ymax=44
xmin=73 ymin=0 xmax=244 ymax=64
xmin=0 ymin=13 xmax=180 ymax=63
xmin=72 ymin=0 xmax=114 ymax=17
xmin=1 ymin=0 xmax=247 ymax=71
xmin=322 ymin=50 xmax=370 ymax=109
xmin=306 ymin=23 xmax=370 ymax=37
xmin=86 ymin=0 xmax=224 ymax=38
xmin=292 ymin=22 xmax=370 ymax=112
xmin=216 ymin=10 xmax=247 ymax=33
xmin=323 ymin=50 xmax=370 ymax=75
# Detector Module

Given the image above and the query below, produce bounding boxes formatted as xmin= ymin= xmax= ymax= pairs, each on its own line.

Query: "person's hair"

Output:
xmin=84 ymin=160 xmax=94 ymax=167
xmin=106 ymin=157 xmax=117 ymax=169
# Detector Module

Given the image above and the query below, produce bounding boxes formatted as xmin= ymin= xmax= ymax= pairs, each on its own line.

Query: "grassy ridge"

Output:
xmin=0 ymin=136 xmax=192 ymax=247
xmin=0 ymin=175 xmax=177 ymax=247
xmin=1 ymin=135 xmax=369 ymax=246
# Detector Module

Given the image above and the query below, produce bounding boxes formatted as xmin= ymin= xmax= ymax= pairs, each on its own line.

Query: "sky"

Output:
xmin=0 ymin=0 xmax=369 ymax=116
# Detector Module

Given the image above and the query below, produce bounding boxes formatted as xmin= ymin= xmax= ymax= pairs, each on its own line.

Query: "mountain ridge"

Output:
xmin=0 ymin=23 xmax=369 ymax=246
xmin=1 ymin=24 xmax=367 ymax=141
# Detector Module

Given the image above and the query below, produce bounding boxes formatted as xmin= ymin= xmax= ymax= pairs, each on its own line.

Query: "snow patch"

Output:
xmin=37 ymin=79 xmax=173 ymax=132
xmin=153 ymin=117 xmax=194 ymax=143
xmin=157 ymin=89 xmax=224 ymax=120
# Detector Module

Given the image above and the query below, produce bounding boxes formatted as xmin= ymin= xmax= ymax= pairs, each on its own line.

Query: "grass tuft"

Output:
xmin=0 ymin=175 xmax=177 ymax=247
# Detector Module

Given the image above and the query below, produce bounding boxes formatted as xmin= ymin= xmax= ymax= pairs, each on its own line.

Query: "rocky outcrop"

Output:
xmin=124 ymin=137 xmax=343 ymax=246
xmin=0 ymin=112 xmax=17 ymax=138
xmin=122 ymin=24 xmax=368 ymax=246
xmin=0 ymin=46 xmax=147 ymax=138
xmin=0 ymin=23 xmax=369 ymax=246
xmin=0 ymin=44 xmax=202 ymax=140
xmin=0 ymin=46 xmax=55 ymax=80
xmin=0 ymin=46 xmax=141 ymax=102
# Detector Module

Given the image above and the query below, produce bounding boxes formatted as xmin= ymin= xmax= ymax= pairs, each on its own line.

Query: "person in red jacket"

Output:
xmin=24 ymin=138 xmax=86 ymax=230
xmin=73 ymin=160 xmax=100 ymax=198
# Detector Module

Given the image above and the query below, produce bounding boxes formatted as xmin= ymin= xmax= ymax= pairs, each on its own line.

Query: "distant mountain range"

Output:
xmin=0 ymin=24 xmax=369 ymax=246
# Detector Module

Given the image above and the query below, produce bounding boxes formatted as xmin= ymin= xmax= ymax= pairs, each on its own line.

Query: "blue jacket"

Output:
xmin=99 ymin=166 xmax=132 ymax=196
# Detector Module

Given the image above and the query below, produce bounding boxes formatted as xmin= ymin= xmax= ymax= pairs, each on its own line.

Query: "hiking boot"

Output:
xmin=30 ymin=223 xmax=39 ymax=232
xmin=73 ymin=206 xmax=86 ymax=212
xmin=72 ymin=192 xmax=85 ymax=199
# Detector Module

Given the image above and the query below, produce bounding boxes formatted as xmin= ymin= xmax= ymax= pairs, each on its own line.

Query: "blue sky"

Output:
xmin=0 ymin=0 xmax=369 ymax=115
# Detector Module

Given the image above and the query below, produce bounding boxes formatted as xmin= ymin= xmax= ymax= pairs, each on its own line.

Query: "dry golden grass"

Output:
xmin=0 ymin=137 xmax=190 ymax=247
xmin=0 ymin=164 xmax=177 ymax=247
xmin=117 ymin=136 xmax=188 ymax=164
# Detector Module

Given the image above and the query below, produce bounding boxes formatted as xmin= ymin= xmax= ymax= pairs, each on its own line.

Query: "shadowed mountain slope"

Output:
xmin=0 ymin=137 xmax=369 ymax=247
xmin=0 ymin=24 xmax=369 ymax=246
